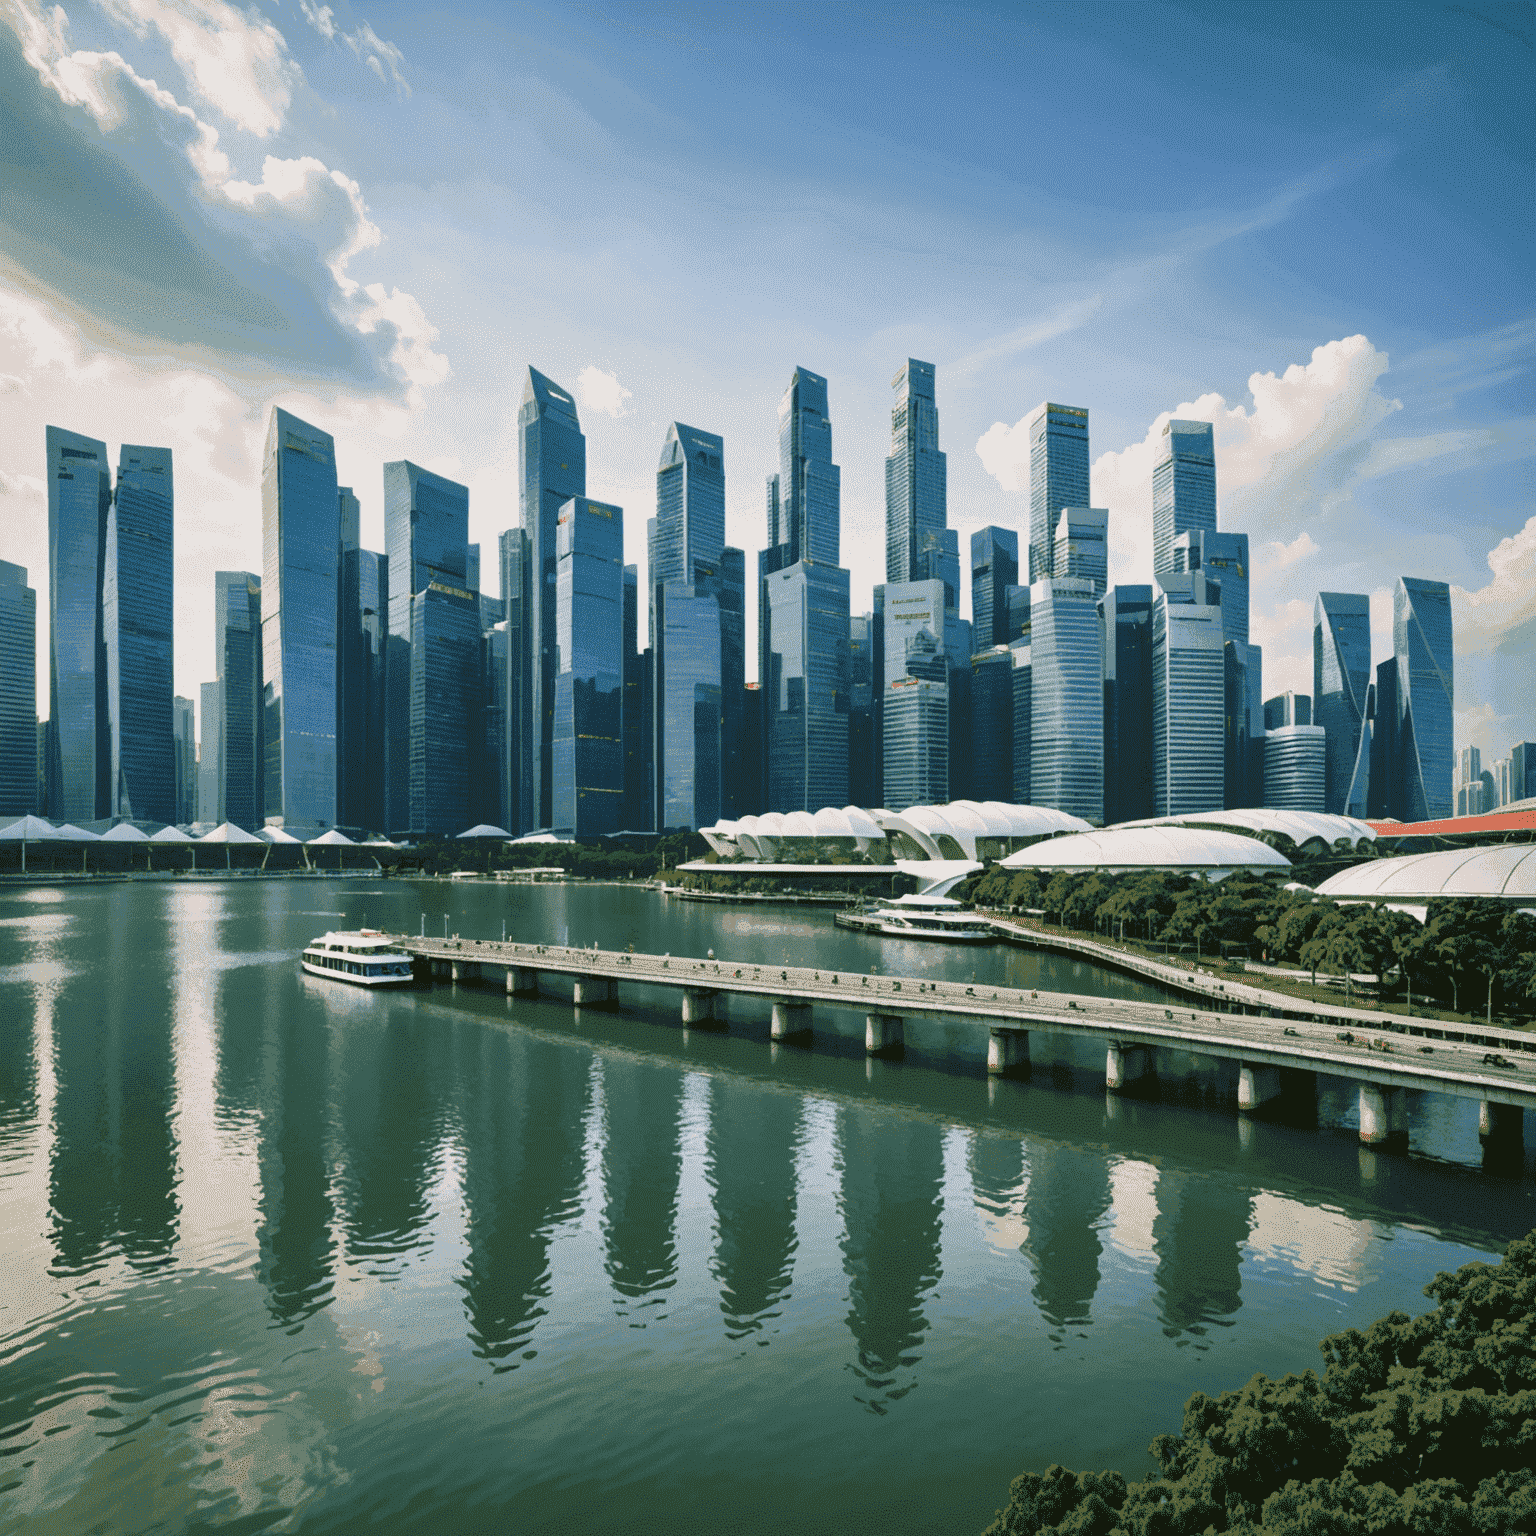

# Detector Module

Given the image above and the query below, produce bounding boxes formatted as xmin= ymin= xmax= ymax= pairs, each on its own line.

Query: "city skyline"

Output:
xmin=0 ymin=0 xmax=1529 ymax=764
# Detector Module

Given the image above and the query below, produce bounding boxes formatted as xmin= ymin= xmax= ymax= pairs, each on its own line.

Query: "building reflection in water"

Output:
xmin=1021 ymin=1143 xmax=1112 ymax=1334
xmin=836 ymin=1104 xmax=945 ymax=1413
xmin=48 ymin=889 xmax=179 ymax=1277
xmin=253 ymin=971 xmax=336 ymax=1328
xmin=705 ymin=1077 xmax=802 ymax=1340
xmin=1151 ymin=1169 xmax=1253 ymax=1339
xmin=457 ymin=1030 xmax=590 ymax=1369
xmin=601 ymin=1056 xmax=684 ymax=1318
xmin=967 ymin=1131 xmax=1027 ymax=1253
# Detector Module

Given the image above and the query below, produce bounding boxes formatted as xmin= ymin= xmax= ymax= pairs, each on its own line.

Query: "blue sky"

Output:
xmin=1 ymin=0 xmax=1531 ymax=757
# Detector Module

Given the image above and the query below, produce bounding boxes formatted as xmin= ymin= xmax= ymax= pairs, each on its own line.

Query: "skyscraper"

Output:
xmin=1151 ymin=420 xmax=1216 ymax=577
xmin=172 ymin=695 xmax=195 ymax=824
xmin=970 ymin=526 xmax=1019 ymax=652
xmin=621 ymin=564 xmax=651 ymax=829
xmin=45 ymin=426 xmax=111 ymax=822
xmin=1152 ymin=584 xmax=1225 ymax=816
xmin=848 ymin=612 xmax=876 ymax=807
xmin=969 ymin=645 xmax=1014 ymax=802
xmin=105 ymin=444 xmax=173 ymax=822
xmin=338 ymin=547 xmax=386 ymax=833
xmin=1011 ymin=639 xmax=1032 ymax=805
xmin=198 ymin=680 xmax=220 ymax=825
xmin=884 ymin=676 xmax=948 ymax=811
xmin=1099 ymin=584 xmax=1153 ymax=825
xmin=1027 ymin=403 xmax=1089 ymax=583
xmin=1263 ymin=726 xmax=1326 ymax=811
xmin=1395 ymin=577 xmax=1455 ymax=824
xmin=777 ymin=367 xmax=840 ymax=567
xmin=553 ymin=498 xmax=624 ymax=837
xmin=499 ymin=527 xmax=532 ymax=834
xmin=519 ymin=368 xmax=586 ymax=829
xmin=1053 ymin=508 xmax=1108 ymax=595
xmin=1172 ymin=529 xmax=1248 ymax=644
xmin=1030 ymin=576 xmax=1102 ymax=822
xmin=1264 ymin=691 xmax=1311 ymax=729
xmin=261 ymin=408 xmax=339 ymax=834
xmin=884 ymin=359 xmax=946 ymax=587
xmin=0 ymin=561 xmax=36 ymax=816
xmin=1224 ymin=638 xmax=1264 ymax=809
xmin=1314 ymin=591 xmax=1372 ymax=816
xmin=385 ymin=460 xmax=473 ymax=837
xmin=1366 ymin=661 xmax=1396 ymax=818
xmin=214 ymin=572 xmax=262 ymax=830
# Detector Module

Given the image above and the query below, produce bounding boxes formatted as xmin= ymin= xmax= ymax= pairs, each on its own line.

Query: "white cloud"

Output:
xmin=1258 ymin=530 xmax=1319 ymax=572
xmin=93 ymin=0 xmax=300 ymax=137
xmin=948 ymin=294 xmax=1105 ymax=385
xmin=576 ymin=365 xmax=632 ymax=418
xmin=299 ymin=1 xmax=409 ymax=96
xmin=1452 ymin=515 xmax=1536 ymax=657
xmin=0 ymin=372 xmax=27 ymax=393
xmin=974 ymin=414 xmax=1030 ymax=494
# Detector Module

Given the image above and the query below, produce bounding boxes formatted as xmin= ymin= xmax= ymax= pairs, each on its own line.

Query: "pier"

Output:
xmin=394 ymin=934 xmax=1534 ymax=1151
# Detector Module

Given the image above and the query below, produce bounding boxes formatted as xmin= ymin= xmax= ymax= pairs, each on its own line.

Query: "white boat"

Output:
xmin=836 ymin=894 xmax=996 ymax=944
xmin=301 ymin=929 xmax=416 ymax=986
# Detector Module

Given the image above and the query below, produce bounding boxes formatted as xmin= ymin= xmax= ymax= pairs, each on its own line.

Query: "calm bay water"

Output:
xmin=1 ymin=877 xmax=1531 ymax=1535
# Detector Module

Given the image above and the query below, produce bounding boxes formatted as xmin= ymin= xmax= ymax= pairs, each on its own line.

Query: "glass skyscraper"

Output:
xmin=1263 ymin=725 xmax=1327 ymax=811
xmin=884 ymin=359 xmax=946 ymax=588
xmin=1224 ymin=638 xmax=1264 ymax=809
xmin=198 ymin=680 xmax=220 ymax=825
xmin=1393 ymin=576 xmax=1453 ymax=822
xmin=848 ymin=612 xmax=876 ymax=808
xmin=1151 ymin=420 xmax=1216 ymax=577
xmin=261 ymin=407 xmax=339 ymax=834
xmin=46 ymin=425 xmax=111 ymax=822
xmin=214 ymin=571 xmax=262 ymax=830
xmin=1027 ymin=403 xmax=1089 ymax=583
xmin=172 ymin=695 xmax=195 ymax=824
xmin=621 ymin=564 xmax=651 ymax=830
xmin=970 ymin=526 xmax=1019 ymax=651
xmin=884 ymin=677 xmax=948 ymax=811
xmin=1099 ymin=584 xmax=1153 ymax=825
xmin=1314 ymin=591 xmax=1373 ymax=817
xmin=385 ymin=459 xmax=473 ymax=836
xmin=1367 ymin=660 xmax=1396 ymax=818
xmin=519 ymin=368 xmax=586 ymax=829
xmin=969 ymin=645 xmax=1014 ymax=802
xmin=1052 ymin=507 xmax=1108 ymax=595
xmin=338 ymin=547 xmax=386 ymax=833
xmin=1030 ymin=576 xmax=1102 ymax=822
xmin=1011 ymin=640 xmax=1031 ymax=804
xmin=1152 ymin=586 xmax=1226 ymax=816
xmin=776 ymin=367 xmax=840 ymax=567
xmin=499 ymin=527 xmax=533 ymax=834
xmin=553 ymin=498 xmax=624 ymax=838
xmin=0 ymin=561 xmax=36 ymax=816
xmin=105 ymin=444 xmax=173 ymax=822
xmin=1173 ymin=528 xmax=1249 ymax=644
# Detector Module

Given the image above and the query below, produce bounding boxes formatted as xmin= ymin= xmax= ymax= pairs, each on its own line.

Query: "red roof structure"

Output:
xmin=1368 ymin=808 xmax=1536 ymax=838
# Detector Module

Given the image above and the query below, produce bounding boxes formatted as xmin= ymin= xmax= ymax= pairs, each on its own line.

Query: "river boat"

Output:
xmin=301 ymin=929 xmax=416 ymax=986
xmin=834 ymin=895 xmax=995 ymax=944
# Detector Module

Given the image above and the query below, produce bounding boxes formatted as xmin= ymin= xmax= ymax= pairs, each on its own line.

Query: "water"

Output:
xmin=1 ymin=878 xmax=1531 ymax=1535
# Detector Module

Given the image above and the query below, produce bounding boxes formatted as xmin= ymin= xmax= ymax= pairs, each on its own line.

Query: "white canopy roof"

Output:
xmin=0 ymin=815 xmax=60 ymax=840
xmin=149 ymin=824 xmax=194 ymax=842
xmin=1113 ymin=807 xmax=1376 ymax=848
xmin=458 ymin=824 xmax=512 ymax=839
xmin=199 ymin=822 xmax=265 ymax=844
xmin=308 ymin=828 xmax=355 ymax=845
xmin=258 ymin=826 xmax=302 ymax=844
xmin=53 ymin=823 xmax=101 ymax=841
xmin=1315 ymin=845 xmax=1536 ymax=903
xmin=1000 ymin=825 xmax=1291 ymax=874
xmin=99 ymin=822 xmax=150 ymax=841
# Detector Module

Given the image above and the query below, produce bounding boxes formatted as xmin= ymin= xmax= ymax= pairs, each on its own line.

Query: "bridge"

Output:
xmin=392 ymin=935 xmax=1534 ymax=1152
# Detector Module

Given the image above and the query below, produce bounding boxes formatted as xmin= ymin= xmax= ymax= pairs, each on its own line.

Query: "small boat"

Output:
xmin=835 ymin=895 xmax=995 ymax=944
xmin=301 ymin=929 xmax=416 ymax=986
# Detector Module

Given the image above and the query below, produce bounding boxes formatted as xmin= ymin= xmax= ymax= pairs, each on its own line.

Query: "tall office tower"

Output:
xmin=45 ymin=426 xmax=111 ymax=822
xmin=35 ymin=722 xmax=45 ymax=816
xmin=1053 ymin=508 xmax=1108 ymax=595
xmin=870 ymin=585 xmax=886 ymax=799
xmin=1393 ymin=576 xmax=1453 ymax=823
xmin=0 ymin=561 xmax=37 ymax=815
xmin=1172 ymin=529 xmax=1249 ymax=644
xmin=1006 ymin=584 xmax=1030 ymax=644
xmin=1366 ymin=660 xmax=1397 ymax=817
xmin=1030 ymin=577 xmax=1103 ymax=822
xmin=1264 ymin=691 xmax=1311 ymax=729
xmin=914 ymin=526 xmax=961 ymax=613
xmin=1151 ymin=585 xmax=1225 ymax=816
xmin=777 ymin=367 xmax=840 ymax=567
xmin=762 ymin=561 xmax=849 ymax=812
xmin=1512 ymin=742 xmax=1536 ymax=805
xmin=552 ymin=498 xmax=624 ymax=838
xmin=880 ymin=578 xmax=970 ymax=803
xmin=519 ymin=368 xmax=586 ymax=829
xmin=718 ymin=547 xmax=746 ymax=817
xmin=970 ymin=526 xmax=1019 ymax=651
xmin=172 ymin=695 xmax=195 ymax=823
xmin=1151 ymin=419 xmax=1216 ymax=577
xmin=1457 ymin=745 xmax=1481 ymax=790
xmin=338 ymin=548 xmax=386 ymax=833
xmin=740 ymin=681 xmax=763 ymax=814
xmin=969 ymin=646 xmax=1014 ymax=801
xmin=1026 ymin=402 xmax=1089 ymax=582
xmin=1011 ymin=640 xmax=1031 ymax=804
xmin=884 ymin=359 xmax=947 ymax=587
xmin=764 ymin=474 xmax=780 ymax=550
xmin=104 ymin=445 xmax=173 ymax=821
xmin=498 ymin=527 xmax=533 ymax=834
xmin=384 ymin=460 xmax=474 ymax=837
xmin=197 ymin=680 xmax=220 ymax=824
xmin=214 ymin=573 xmax=262 ymax=830
xmin=621 ymin=565 xmax=648 ymax=829
xmin=1314 ymin=592 xmax=1372 ymax=816
xmin=338 ymin=486 xmax=360 ymax=551
xmin=884 ymin=677 xmax=948 ymax=811
xmin=1263 ymin=725 xmax=1327 ymax=810
xmin=1099 ymin=584 xmax=1153 ymax=826
xmin=1224 ymin=639 xmax=1264 ymax=809
xmin=848 ymin=613 xmax=875 ymax=807
xmin=466 ymin=543 xmax=480 ymax=594
xmin=261 ymin=408 xmax=339 ymax=834
xmin=478 ymin=623 xmax=508 ymax=828
xmin=1494 ymin=757 xmax=1510 ymax=807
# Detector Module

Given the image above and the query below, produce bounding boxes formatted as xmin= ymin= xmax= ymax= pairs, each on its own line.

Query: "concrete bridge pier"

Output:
xmin=682 ymin=988 xmax=721 ymax=1027
xmin=1238 ymin=1063 xmax=1282 ymax=1114
xmin=1358 ymin=1083 xmax=1409 ymax=1148
xmin=866 ymin=1012 xmax=904 ymax=1058
xmin=771 ymin=1000 xmax=812 ymax=1042
xmin=573 ymin=977 xmax=614 ymax=1008
xmin=1479 ymin=1100 xmax=1523 ymax=1149
xmin=506 ymin=967 xmax=537 ymax=995
xmin=987 ymin=1029 xmax=1029 ymax=1077
xmin=451 ymin=960 xmax=480 ymax=983
xmin=1106 ymin=1042 xmax=1152 ymax=1094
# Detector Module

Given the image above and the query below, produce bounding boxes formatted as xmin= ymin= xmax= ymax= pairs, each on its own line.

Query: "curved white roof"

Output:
xmin=199 ymin=822 xmax=264 ymax=844
xmin=54 ymin=823 xmax=101 ymax=841
xmin=0 ymin=815 xmax=61 ymax=840
xmin=1000 ymin=825 xmax=1291 ymax=872
xmin=1113 ymin=807 xmax=1376 ymax=847
xmin=149 ymin=824 xmax=194 ymax=843
xmin=458 ymin=824 xmax=511 ymax=839
xmin=309 ymin=829 xmax=356 ymax=845
xmin=1315 ymin=845 xmax=1536 ymax=902
xmin=779 ymin=810 xmax=818 ymax=838
xmin=259 ymin=826 xmax=303 ymax=843
xmin=100 ymin=822 xmax=150 ymax=841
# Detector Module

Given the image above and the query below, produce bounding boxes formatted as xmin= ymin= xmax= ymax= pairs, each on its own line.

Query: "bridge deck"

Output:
xmin=394 ymin=936 xmax=1536 ymax=1111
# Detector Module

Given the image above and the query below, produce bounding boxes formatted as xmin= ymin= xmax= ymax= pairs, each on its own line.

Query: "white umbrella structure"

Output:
xmin=308 ymin=829 xmax=355 ymax=845
xmin=457 ymin=824 xmax=512 ymax=839
xmin=149 ymin=825 xmax=194 ymax=842
xmin=53 ymin=823 xmax=101 ymax=841
xmin=199 ymin=823 xmax=264 ymax=844
xmin=259 ymin=826 xmax=303 ymax=843
xmin=100 ymin=823 xmax=150 ymax=841
xmin=0 ymin=816 xmax=60 ymax=841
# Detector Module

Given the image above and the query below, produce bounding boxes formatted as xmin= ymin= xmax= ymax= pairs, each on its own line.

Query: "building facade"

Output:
xmin=1263 ymin=725 xmax=1327 ymax=811
xmin=884 ymin=677 xmax=948 ymax=812
xmin=1314 ymin=591 xmax=1372 ymax=816
xmin=214 ymin=572 xmax=262 ymax=830
xmin=1151 ymin=419 xmax=1216 ymax=578
xmin=1393 ymin=576 xmax=1453 ymax=823
xmin=198 ymin=680 xmax=220 ymax=825
xmin=969 ymin=645 xmax=1014 ymax=803
xmin=776 ymin=367 xmax=840 ymax=567
xmin=884 ymin=359 xmax=946 ymax=588
xmin=1030 ymin=576 xmax=1102 ymax=822
xmin=1026 ymin=403 xmax=1089 ymax=583
xmin=1172 ymin=528 xmax=1249 ymax=645
xmin=970 ymin=526 xmax=1018 ymax=652
xmin=1099 ymin=584 xmax=1153 ymax=826
xmin=338 ymin=547 xmax=387 ymax=833
xmin=1052 ymin=508 xmax=1108 ymax=595
xmin=0 ymin=561 xmax=36 ymax=816
xmin=172 ymin=695 xmax=195 ymax=824
xmin=1151 ymin=587 xmax=1225 ymax=817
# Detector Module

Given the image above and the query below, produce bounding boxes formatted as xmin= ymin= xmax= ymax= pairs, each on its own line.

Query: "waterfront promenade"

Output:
xmin=396 ymin=933 xmax=1535 ymax=1147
